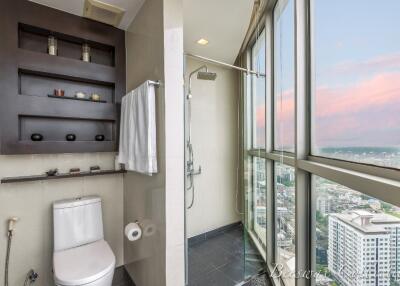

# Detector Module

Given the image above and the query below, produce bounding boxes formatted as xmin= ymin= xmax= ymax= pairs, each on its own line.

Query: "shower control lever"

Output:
xmin=186 ymin=163 xmax=201 ymax=176
xmin=191 ymin=166 xmax=202 ymax=176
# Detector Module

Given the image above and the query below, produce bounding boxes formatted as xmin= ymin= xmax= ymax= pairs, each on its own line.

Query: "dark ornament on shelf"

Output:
xmin=46 ymin=168 xmax=58 ymax=176
xmin=31 ymin=133 xmax=43 ymax=141
xmin=95 ymin=134 xmax=105 ymax=141
xmin=90 ymin=165 xmax=101 ymax=173
xmin=66 ymin=134 xmax=76 ymax=141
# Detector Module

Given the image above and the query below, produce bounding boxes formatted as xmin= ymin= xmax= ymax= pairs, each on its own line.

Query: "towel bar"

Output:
xmin=148 ymin=80 xmax=161 ymax=87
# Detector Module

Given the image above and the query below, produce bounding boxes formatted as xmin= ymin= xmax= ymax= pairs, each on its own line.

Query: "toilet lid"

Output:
xmin=54 ymin=239 xmax=115 ymax=286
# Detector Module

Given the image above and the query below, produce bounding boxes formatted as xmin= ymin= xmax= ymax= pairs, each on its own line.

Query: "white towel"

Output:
xmin=118 ymin=81 xmax=157 ymax=175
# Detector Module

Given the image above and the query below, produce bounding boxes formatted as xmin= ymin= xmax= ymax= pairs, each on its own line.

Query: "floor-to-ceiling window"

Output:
xmin=242 ymin=0 xmax=400 ymax=286
xmin=246 ymin=28 xmax=267 ymax=253
xmin=274 ymin=0 xmax=295 ymax=154
xmin=311 ymin=1 xmax=400 ymax=285
xmin=274 ymin=0 xmax=296 ymax=285
xmin=312 ymin=0 xmax=400 ymax=169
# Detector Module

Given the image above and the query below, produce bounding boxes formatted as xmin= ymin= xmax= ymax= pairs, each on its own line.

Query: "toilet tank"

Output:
xmin=53 ymin=196 xmax=104 ymax=252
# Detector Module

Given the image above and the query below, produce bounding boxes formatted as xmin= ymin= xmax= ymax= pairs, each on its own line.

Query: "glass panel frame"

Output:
xmin=273 ymin=0 xmax=296 ymax=154
xmin=251 ymin=29 xmax=267 ymax=150
xmin=310 ymin=0 xmax=400 ymax=170
xmin=253 ymin=156 xmax=267 ymax=248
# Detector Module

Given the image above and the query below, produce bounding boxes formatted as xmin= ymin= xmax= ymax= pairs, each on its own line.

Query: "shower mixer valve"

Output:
xmin=186 ymin=161 xmax=201 ymax=176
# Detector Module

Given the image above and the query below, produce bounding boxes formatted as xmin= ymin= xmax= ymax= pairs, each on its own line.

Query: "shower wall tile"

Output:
xmin=84 ymin=175 xmax=124 ymax=266
xmin=0 ymin=181 xmax=45 ymax=286
xmin=186 ymin=58 xmax=241 ymax=238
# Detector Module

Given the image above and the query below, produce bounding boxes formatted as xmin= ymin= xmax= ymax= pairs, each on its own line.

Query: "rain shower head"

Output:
xmin=188 ymin=65 xmax=217 ymax=97
xmin=197 ymin=71 xmax=217 ymax=81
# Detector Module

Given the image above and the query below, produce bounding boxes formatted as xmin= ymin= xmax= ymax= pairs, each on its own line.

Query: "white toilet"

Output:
xmin=53 ymin=196 xmax=116 ymax=286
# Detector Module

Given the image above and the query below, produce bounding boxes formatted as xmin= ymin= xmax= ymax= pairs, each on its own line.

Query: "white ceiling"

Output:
xmin=28 ymin=0 xmax=145 ymax=30
xmin=183 ymin=0 xmax=254 ymax=64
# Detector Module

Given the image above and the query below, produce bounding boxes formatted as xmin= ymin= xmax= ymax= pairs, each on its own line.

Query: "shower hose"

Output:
xmin=4 ymin=231 xmax=12 ymax=286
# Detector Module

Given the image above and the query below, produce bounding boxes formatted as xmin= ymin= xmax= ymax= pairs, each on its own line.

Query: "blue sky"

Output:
xmin=315 ymin=0 xmax=400 ymax=86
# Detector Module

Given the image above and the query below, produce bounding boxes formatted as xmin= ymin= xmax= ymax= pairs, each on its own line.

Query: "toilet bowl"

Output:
xmin=53 ymin=196 xmax=115 ymax=286
xmin=54 ymin=240 xmax=115 ymax=286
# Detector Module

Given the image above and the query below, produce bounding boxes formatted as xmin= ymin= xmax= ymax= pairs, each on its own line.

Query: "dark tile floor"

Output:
xmin=242 ymin=273 xmax=273 ymax=286
xmin=112 ymin=266 xmax=136 ymax=286
xmin=188 ymin=224 xmax=265 ymax=286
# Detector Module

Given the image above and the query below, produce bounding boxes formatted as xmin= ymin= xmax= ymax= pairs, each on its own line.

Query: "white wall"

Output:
xmin=0 ymin=153 xmax=124 ymax=286
xmin=163 ymin=0 xmax=185 ymax=284
xmin=186 ymin=58 xmax=241 ymax=238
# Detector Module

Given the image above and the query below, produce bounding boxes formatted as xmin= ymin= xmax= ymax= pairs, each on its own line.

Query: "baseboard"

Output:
xmin=188 ymin=221 xmax=242 ymax=246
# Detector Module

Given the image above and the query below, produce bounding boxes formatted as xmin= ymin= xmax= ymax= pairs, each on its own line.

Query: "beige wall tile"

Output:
xmin=186 ymin=58 xmax=241 ymax=237
xmin=83 ymin=175 xmax=124 ymax=266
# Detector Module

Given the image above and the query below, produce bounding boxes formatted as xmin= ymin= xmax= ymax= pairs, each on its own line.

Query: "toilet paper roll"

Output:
xmin=125 ymin=223 xmax=142 ymax=241
xmin=141 ymin=219 xmax=157 ymax=237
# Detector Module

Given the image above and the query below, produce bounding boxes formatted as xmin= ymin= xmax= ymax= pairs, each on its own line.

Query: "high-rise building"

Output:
xmin=328 ymin=210 xmax=400 ymax=286
xmin=316 ymin=195 xmax=331 ymax=215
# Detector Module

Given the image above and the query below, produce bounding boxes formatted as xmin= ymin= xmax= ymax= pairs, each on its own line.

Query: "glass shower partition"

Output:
xmin=243 ymin=27 xmax=268 ymax=279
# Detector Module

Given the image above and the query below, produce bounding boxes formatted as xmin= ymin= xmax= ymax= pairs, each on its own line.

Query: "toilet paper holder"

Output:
xmin=125 ymin=221 xmax=142 ymax=241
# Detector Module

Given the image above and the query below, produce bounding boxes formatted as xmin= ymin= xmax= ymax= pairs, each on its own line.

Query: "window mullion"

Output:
xmin=298 ymin=159 xmax=400 ymax=207
xmin=294 ymin=1 xmax=312 ymax=286
xmin=265 ymin=10 xmax=276 ymax=270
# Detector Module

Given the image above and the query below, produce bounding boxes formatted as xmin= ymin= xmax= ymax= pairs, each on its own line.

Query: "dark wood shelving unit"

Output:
xmin=0 ymin=0 xmax=126 ymax=155
xmin=1 ymin=170 xmax=126 ymax=184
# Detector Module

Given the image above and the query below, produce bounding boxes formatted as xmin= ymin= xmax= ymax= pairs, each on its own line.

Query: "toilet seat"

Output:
xmin=54 ymin=239 xmax=116 ymax=286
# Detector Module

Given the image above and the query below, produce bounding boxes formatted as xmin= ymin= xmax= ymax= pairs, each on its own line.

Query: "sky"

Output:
xmin=253 ymin=30 xmax=266 ymax=148
xmin=260 ymin=0 xmax=400 ymax=150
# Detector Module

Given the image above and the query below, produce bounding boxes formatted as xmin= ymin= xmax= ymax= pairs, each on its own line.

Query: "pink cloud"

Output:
xmin=315 ymin=72 xmax=400 ymax=147
xmin=325 ymin=53 xmax=400 ymax=77
xmin=252 ymin=68 xmax=400 ymax=148
xmin=256 ymin=105 xmax=266 ymax=147
xmin=256 ymin=106 xmax=265 ymax=127
xmin=316 ymin=73 xmax=400 ymax=117
xmin=275 ymin=89 xmax=295 ymax=149
xmin=272 ymin=72 xmax=400 ymax=148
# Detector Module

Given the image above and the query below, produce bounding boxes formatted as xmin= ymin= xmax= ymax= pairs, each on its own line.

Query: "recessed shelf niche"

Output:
xmin=19 ymin=69 xmax=115 ymax=103
xmin=18 ymin=23 xmax=115 ymax=67
xmin=19 ymin=116 xmax=114 ymax=142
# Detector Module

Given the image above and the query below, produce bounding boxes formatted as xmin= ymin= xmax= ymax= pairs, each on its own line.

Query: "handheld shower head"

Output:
xmin=8 ymin=217 xmax=19 ymax=233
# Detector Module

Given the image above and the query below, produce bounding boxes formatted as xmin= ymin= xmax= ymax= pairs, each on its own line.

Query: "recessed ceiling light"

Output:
xmin=197 ymin=38 xmax=209 ymax=45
